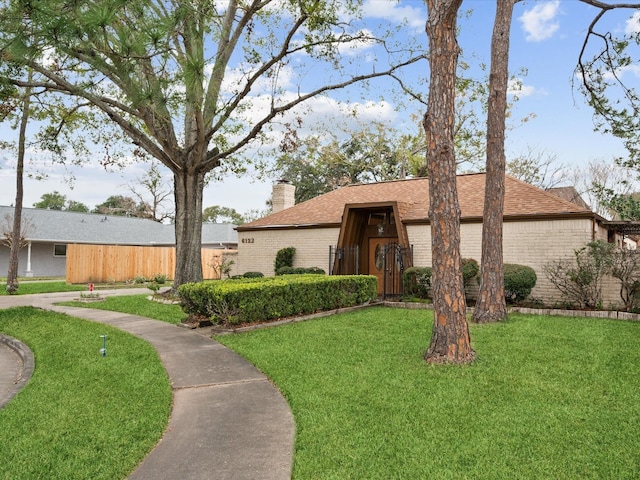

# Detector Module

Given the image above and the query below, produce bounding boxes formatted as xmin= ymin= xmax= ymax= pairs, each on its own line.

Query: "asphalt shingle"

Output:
xmin=0 ymin=206 xmax=237 ymax=246
xmin=239 ymin=173 xmax=593 ymax=230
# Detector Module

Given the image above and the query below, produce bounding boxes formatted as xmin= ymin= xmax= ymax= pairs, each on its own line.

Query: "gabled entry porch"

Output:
xmin=329 ymin=202 xmax=413 ymax=298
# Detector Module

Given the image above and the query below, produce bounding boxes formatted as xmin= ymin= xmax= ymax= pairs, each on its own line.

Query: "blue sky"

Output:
xmin=0 ymin=0 xmax=638 ymax=216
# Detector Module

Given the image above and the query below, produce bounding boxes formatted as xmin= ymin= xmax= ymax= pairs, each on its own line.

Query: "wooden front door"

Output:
xmin=368 ymin=237 xmax=401 ymax=296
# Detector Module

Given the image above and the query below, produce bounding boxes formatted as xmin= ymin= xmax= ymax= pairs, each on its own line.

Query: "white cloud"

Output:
xmin=625 ymin=11 xmax=640 ymax=35
xmin=232 ymin=89 xmax=397 ymax=141
xmin=0 ymin=162 xmax=132 ymax=210
xmin=336 ymin=29 xmax=377 ymax=57
xmin=603 ymin=63 xmax=640 ymax=81
xmin=287 ymin=27 xmax=379 ymax=62
xmin=40 ymin=48 xmax=59 ymax=68
xmin=220 ymin=62 xmax=297 ymax=98
xmin=518 ymin=0 xmax=561 ymax=42
xmin=508 ymin=78 xmax=538 ymax=97
xmin=292 ymin=96 xmax=397 ymax=136
xmin=360 ymin=0 xmax=426 ymax=30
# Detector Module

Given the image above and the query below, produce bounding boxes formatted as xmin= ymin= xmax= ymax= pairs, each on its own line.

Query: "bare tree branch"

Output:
xmin=214 ymin=54 xmax=426 ymax=164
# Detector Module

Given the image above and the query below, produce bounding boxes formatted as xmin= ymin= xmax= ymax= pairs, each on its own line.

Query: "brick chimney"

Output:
xmin=272 ymin=179 xmax=296 ymax=213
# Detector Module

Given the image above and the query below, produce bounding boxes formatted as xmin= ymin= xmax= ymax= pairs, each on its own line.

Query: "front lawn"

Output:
xmin=0 ymin=281 xmax=87 ymax=295
xmin=59 ymin=294 xmax=186 ymax=324
xmin=217 ymin=307 xmax=640 ymax=479
xmin=0 ymin=307 xmax=172 ymax=479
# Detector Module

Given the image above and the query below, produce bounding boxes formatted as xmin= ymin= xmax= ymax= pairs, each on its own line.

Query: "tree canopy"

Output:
xmin=202 ymin=205 xmax=246 ymax=225
xmin=33 ymin=191 xmax=89 ymax=212
xmin=272 ymin=122 xmax=411 ymax=204
xmin=577 ymin=0 xmax=640 ymax=218
xmin=0 ymin=0 xmax=424 ymax=288
xmin=93 ymin=195 xmax=149 ymax=218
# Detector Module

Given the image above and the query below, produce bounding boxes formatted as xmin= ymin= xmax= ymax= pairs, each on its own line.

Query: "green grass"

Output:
xmin=217 ymin=306 xmax=640 ymax=479
xmin=0 ymin=307 xmax=172 ymax=480
xmin=58 ymin=295 xmax=187 ymax=324
xmin=0 ymin=276 xmax=66 ymax=282
xmin=0 ymin=281 xmax=88 ymax=295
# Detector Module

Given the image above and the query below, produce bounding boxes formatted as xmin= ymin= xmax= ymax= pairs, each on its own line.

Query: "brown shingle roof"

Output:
xmin=238 ymin=173 xmax=594 ymax=230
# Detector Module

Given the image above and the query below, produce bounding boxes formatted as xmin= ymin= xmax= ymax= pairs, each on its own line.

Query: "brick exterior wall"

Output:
xmin=409 ymin=217 xmax=623 ymax=306
xmin=237 ymin=218 xmax=626 ymax=307
xmin=236 ymin=228 xmax=340 ymax=276
xmin=272 ymin=182 xmax=296 ymax=213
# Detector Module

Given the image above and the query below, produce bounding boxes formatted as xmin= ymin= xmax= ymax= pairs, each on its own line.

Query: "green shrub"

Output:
xmin=402 ymin=267 xmax=432 ymax=299
xmin=402 ymin=261 xmax=476 ymax=300
xmin=242 ymin=271 xmax=264 ymax=278
xmin=544 ymin=240 xmax=615 ymax=309
xmin=178 ymin=274 xmax=377 ymax=325
xmin=461 ymin=258 xmax=479 ymax=286
xmin=219 ymin=258 xmax=235 ymax=279
xmin=276 ymin=266 xmax=326 ymax=275
xmin=607 ymin=247 xmax=640 ymax=312
xmin=275 ymin=266 xmax=294 ymax=276
xmin=504 ymin=263 xmax=537 ymax=304
xmin=152 ymin=273 xmax=169 ymax=284
xmin=274 ymin=247 xmax=296 ymax=273
xmin=133 ymin=275 xmax=148 ymax=284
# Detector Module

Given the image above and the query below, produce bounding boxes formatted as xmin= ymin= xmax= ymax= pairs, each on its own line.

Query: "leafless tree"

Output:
xmin=507 ymin=147 xmax=569 ymax=190
xmin=127 ymin=160 xmax=174 ymax=223
xmin=570 ymin=159 xmax=636 ymax=219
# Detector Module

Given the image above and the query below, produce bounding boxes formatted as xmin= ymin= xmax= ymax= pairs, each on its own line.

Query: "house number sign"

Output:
xmin=242 ymin=238 xmax=255 ymax=244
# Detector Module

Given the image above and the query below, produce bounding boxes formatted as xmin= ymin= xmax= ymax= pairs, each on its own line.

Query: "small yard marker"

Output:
xmin=99 ymin=335 xmax=107 ymax=357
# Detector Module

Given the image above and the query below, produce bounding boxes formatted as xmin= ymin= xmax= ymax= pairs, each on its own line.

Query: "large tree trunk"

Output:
xmin=473 ymin=0 xmax=515 ymax=324
xmin=172 ymin=167 xmax=205 ymax=289
xmin=423 ymin=0 xmax=474 ymax=364
xmin=7 ymin=80 xmax=32 ymax=294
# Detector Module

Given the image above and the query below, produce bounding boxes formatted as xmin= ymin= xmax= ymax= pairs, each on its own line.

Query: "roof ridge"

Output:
xmin=344 ymin=177 xmax=428 ymax=188
xmin=1 ymin=205 xmax=162 ymax=222
xmin=504 ymin=175 xmax=591 ymax=212
xmin=344 ymin=172 xmax=488 ymax=189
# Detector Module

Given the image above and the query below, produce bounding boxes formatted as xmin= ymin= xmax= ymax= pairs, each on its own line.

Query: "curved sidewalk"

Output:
xmin=0 ymin=333 xmax=34 ymax=409
xmin=0 ymin=290 xmax=295 ymax=480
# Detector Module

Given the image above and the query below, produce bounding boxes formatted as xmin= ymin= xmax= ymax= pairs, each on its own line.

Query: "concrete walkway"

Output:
xmin=0 ymin=337 xmax=20 ymax=406
xmin=0 ymin=333 xmax=34 ymax=409
xmin=0 ymin=289 xmax=295 ymax=480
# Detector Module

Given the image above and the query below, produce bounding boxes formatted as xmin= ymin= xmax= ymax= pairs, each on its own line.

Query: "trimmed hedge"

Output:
xmin=504 ymin=263 xmax=537 ymax=303
xmin=276 ymin=266 xmax=326 ymax=275
xmin=179 ymin=274 xmax=377 ymax=325
xmin=230 ymin=271 xmax=265 ymax=279
xmin=240 ymin=271 xmax=264 ymax=278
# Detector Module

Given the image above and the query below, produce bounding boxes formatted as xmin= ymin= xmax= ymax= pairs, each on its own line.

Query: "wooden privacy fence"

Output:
xmin=66 ymin=244 xmax=235 ymax=283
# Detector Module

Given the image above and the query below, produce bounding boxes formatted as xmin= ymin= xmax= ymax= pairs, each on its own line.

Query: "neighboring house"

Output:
xmin=236 ymin=174 xmax=628 ymax=304
xmin=546 ymin=186 xmax=591 ymax=210
xmin=0 ymin=206 xmax=237 ymax=278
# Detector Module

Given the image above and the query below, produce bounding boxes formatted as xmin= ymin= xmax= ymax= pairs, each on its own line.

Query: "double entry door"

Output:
xmin=368 ymin=237 xmax=404 ymax=298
